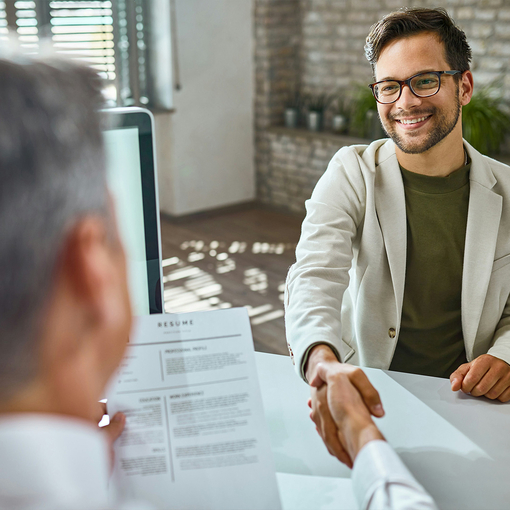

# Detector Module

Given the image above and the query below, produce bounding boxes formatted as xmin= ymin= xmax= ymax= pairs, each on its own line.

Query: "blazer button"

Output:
xmin=388 ymin=328 xmax=396 ymax=338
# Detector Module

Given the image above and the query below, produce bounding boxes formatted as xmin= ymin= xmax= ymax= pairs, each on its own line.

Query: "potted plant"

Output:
xmin=305 ymin=93 xmax=333 ymax=131
xmin=349 ymin=83 xmax=384 ymax=139
xmin=331 ymin=94 xmax=351 ymax=134
xmin=462 ymin=83 xmax=510 ymax=155
xmin=284 ymin=89 xmax=303 ymax=129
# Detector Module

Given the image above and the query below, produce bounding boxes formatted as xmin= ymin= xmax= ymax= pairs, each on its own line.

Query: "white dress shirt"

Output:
xmin=353 ymin=440 xmax=438 ymax=510
xmin=0 ymin=415 xmax=435 ymax=510
xmin=0 ymin=414 xmax=151 ymax=510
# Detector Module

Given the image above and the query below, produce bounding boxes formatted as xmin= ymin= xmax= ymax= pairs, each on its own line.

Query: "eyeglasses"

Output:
xmin=368 ymin=70 xmax=462 ymax=104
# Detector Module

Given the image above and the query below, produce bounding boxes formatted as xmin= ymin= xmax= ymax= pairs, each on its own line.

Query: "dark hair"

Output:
xmin=365 ymin=8 xmax=471 ymax=77
xmin=0 ymin=56 xmax=108 ymax=399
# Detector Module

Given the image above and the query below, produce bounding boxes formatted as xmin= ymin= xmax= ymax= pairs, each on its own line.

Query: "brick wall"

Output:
xmin=300 ymin=0 xmax=510 ymax=99
xmin=254 ymin=0 xmax=301 ymax=205
xmin=257 ymin=127 xmax=368 ymax=214
xmin=254 ymin=0 xmax=510 ymax=214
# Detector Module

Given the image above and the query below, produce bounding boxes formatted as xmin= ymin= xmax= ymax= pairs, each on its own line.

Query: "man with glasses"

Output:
xmin=285 ymin=7 xmax=510 ymax=500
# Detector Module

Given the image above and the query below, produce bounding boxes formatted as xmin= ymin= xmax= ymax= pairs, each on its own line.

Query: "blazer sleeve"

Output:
xmin=284 ymin=145 xmax=367 ymax=378
xmin=488 ymin=293 xmax=510 ymax=364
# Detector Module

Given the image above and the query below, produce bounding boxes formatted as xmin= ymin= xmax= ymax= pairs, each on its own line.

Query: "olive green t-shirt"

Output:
xmin=389 ymin=161 xmax=471 ymax=378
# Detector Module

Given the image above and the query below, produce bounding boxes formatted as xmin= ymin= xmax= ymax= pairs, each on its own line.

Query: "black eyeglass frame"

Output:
xmin=368 ymin=70 xmax=463 ymax=104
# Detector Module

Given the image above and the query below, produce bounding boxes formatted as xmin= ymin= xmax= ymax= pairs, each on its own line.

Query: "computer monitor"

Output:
xmin=102 ymin=107 xmax=163 ymax=315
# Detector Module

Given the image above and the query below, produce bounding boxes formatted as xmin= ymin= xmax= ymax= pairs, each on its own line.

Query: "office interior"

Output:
xmin=3 ymin=2 xmax=510 ymax=509
xmin=5 ymin=0 xmax=509 ymax=355
xmin=150 ymin=0 xmax=510 ymax=358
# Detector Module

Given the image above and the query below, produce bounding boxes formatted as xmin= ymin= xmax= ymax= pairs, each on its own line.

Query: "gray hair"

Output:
xmin=0 ymin=57 xmax=109 ymax=399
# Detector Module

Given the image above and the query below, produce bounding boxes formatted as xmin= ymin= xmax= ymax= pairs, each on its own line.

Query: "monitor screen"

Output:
xmin=103 ymin=109 xmax=163 ymax=315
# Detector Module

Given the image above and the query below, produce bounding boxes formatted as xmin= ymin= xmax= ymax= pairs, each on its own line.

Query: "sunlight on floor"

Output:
xmin=162 ymin=240 xmax=296 ymax=326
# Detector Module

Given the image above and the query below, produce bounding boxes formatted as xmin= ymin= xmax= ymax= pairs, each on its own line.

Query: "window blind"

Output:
xmin=0 ymin=0 xmax=172 ymax=109
xmin=49 ymin=1 xmax=115 ymax=81
xmin=14 ymin=0 xmax=38 ymax=51
xmin=0 ymin=2 xmax=8 ymax=38
xmin=48 ymin=0 xmax=152 ymax=106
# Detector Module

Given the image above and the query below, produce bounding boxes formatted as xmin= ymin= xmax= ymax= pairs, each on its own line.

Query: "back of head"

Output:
xmin=0 ymin=56 xmax=108 ymax=400
xmin=365 ymin=7 xmax=472 ymax=77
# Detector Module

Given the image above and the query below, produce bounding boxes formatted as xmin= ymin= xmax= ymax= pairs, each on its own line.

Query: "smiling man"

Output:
xmin=285 ymin=7 xmax=510 ymax=469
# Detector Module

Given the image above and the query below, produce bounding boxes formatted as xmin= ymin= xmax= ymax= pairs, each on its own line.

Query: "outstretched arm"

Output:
xmin=310 ymin=362 xmax=438 ymax=510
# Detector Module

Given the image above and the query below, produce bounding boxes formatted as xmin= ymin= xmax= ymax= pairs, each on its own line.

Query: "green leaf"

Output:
xmin=462 ymin=84 xmax=510 ymax=154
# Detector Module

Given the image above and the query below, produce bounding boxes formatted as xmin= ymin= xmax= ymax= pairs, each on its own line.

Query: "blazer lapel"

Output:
xmin=374 ymin=143 xmax=407 ymax=320
xmin=462 ymin=143 xmax=502 ymax=358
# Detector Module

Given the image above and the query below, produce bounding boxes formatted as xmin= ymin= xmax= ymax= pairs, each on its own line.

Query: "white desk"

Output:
xmin=255 ymin=352 xmax=510 ymax=510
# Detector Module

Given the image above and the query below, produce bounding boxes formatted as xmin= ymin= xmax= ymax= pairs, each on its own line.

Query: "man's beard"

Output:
xmin=380 ymin=94 xmax=461 ymax=155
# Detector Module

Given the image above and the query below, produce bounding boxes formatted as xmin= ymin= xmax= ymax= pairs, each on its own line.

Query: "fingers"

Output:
xmin=461 ymin=359 xmax=491 ymax=395
xmin=461 ymin=355 xmax=506 ymax=395
xmin=310 ymin=386 xmax=353 ymax=467
xmin=102 ymin=412 xmax=126 ymax=445
xmin=349 ymin=369 xmax=384 ymax=417
xmin=310 ymin=362 xmax=384 ymax=417
xmin=450 ymin=362 xmax=471 ymax=392
xmin=497 ymin=387 xmax=510 ymax=403
xmin=320 ymin=418 xmax=351 ymax=467
xmin=324 ymin=376 xmax=383 ymax=461
xmin=470 ymin=371 xmax=500 ymax=397
xmin=309 ymin=364 xmax=386 ymax=465
xmin=451 ymin=355 xmax=510 ymax=401
xmin=472 ymin=369 xmax=510 ymax=400
xmin=483 ymin=377 xmax=510 ymax=400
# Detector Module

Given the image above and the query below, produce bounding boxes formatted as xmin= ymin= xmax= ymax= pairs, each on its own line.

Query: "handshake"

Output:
xmin=305 ymin=346 xmax=386 ymax=468
xmin=305 ymin=343 xmax=510 ymax=469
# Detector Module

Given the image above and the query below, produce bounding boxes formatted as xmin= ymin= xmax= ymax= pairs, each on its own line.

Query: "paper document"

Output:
xmin=106 ymin=308 xmax=281 ymax=510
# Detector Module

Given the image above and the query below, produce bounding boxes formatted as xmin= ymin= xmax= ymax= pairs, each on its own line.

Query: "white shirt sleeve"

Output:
xmin=352 ymin=440 xmax=438 ymax=510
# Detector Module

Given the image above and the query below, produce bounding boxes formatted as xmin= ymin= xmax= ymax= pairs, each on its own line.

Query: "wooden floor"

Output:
xmin=160 ymin=206 xmax=303 ymax=355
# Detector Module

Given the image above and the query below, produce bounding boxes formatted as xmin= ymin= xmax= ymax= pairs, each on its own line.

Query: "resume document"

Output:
xmin=106 ymin=308 xmax=281 ymax=510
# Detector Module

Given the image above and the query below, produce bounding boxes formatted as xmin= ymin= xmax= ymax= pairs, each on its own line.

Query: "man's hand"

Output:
xmin=450 ymin=354 xmax=510 ymax=402
xmin=310 ymin=361 xmax=385 ymax=466
xmin=305 ymin=345 xmax=384 ymax=466
xmin=308 ymin=385 xmax=352 ymax=466
xmin=95 ymin=401 xmax=126 ymax=468
xmin=102 ymin=411 xmax=126 ymax=444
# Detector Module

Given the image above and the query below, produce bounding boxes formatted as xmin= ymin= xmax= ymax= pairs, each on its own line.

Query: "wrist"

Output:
xmin=305 ymin=344 xmax=339 ymax=383
xmin=344 ymin=421 xmax=385 ymax=461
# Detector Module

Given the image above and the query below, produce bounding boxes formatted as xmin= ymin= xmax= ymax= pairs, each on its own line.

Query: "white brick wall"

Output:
xmin=254 ymin=0 xmax=510 ymax=213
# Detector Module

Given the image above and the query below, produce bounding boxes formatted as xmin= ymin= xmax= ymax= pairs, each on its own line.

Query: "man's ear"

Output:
xmin=31 ymin=215 xmax=131 ymax=420
xmin=459 ymin=70 xmax=474 ymax=107
xmin=60 ymin=216 xmax=118 ymax=330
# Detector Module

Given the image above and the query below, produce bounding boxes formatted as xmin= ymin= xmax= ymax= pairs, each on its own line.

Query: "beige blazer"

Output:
xmin=285 ymin=139 xmax=510 ymax=378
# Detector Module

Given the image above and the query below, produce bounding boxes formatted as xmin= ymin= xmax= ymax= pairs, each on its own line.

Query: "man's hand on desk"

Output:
xmin=305 ymin=344 xmax=385 ymax=467
xmin=450 ymin=354 xmax=510 ymax=402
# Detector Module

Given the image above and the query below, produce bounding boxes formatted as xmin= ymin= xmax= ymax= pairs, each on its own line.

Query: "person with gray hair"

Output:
xmin=0 ymin=56 xmax=151 ymax=509
xmin=0 ymin=52 xmax=436 ymax=510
